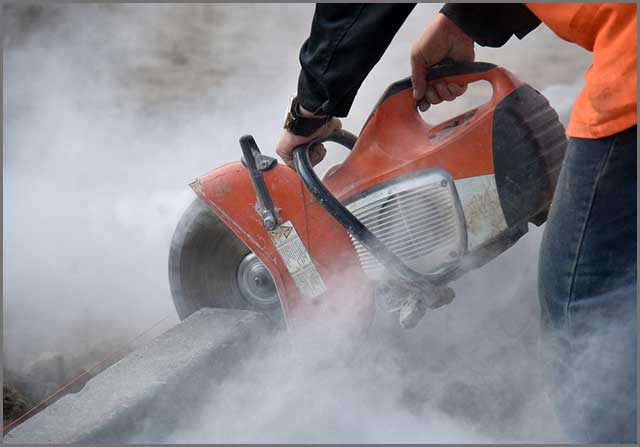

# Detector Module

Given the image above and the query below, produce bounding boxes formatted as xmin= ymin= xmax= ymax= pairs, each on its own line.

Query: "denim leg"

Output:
xmin=538 ymin=126 xmax=637 ymax=443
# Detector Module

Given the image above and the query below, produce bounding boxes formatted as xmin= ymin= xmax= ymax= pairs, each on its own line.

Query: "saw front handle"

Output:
xmin=293 ymin=130 xmax=447 ymax=294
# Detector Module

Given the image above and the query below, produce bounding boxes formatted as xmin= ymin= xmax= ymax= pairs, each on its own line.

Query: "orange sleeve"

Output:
xmin=526 ymin=3 xmax=637 ymax=138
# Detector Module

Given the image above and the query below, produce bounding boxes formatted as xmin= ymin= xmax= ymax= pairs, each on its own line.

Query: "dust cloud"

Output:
xmin=4 ymin=3 xmax=593 ymax=442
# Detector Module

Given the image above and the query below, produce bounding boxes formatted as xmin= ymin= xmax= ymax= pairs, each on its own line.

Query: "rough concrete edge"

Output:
xmin=4 ymin=308 xmax=272 ymax=444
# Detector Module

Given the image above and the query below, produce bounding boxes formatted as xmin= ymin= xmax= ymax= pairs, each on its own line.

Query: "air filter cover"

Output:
xmin=345 ymin=169 xmax=466 ymax=280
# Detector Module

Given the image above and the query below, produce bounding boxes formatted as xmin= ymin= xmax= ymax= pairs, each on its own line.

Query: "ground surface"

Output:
xmin=4 ymin=3 xmax=591 ymax=442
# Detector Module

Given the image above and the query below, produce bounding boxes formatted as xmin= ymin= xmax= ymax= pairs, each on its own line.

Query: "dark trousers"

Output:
xmin=538 ymin=125 xmax=637 ymax=443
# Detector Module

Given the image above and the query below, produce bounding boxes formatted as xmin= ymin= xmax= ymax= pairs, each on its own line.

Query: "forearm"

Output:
xmin=297 ymin=3 xmax=415 ymax=117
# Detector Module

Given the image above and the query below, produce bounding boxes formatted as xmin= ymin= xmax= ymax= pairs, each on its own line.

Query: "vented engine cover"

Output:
xmin=345 ymin=169 xmax=466 ymax=280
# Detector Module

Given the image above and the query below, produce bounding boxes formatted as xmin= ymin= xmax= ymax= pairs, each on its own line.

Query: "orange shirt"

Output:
xmin=526 ymin=3 xmax=637 ymax=138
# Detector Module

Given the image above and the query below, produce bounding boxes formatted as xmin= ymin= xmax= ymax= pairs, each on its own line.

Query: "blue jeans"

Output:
xmin=538 ymin=125 xmax=637 ymax=443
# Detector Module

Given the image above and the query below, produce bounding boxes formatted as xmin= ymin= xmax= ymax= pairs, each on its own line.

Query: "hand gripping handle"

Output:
xmin=417 ymin=60 xmax=518 ymax=111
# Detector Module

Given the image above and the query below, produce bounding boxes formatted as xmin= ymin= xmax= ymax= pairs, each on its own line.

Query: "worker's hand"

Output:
xmin=411 ymin=13 xmax=475 ymax=112
xmin=276 ymin=108 xmax=342 ymax=169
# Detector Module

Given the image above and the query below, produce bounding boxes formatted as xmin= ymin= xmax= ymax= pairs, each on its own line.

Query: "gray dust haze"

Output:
xmin=4 ymin=3 xmax=593 ymax=442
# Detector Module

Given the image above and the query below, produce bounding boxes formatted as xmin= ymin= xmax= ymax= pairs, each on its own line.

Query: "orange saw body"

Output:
xmin=187 ymin=62 xmax=566 ymax=334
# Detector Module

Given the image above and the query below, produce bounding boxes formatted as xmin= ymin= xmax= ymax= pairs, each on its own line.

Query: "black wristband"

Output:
xmin=283 ymin=96 xmax=331 ymax=137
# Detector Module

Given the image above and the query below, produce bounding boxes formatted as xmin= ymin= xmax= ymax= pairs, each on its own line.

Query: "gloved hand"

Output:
xmin=275 ymin=105 xmax=342 ymax=169
xmin=410 ymin=13 xmax=475 ymax=112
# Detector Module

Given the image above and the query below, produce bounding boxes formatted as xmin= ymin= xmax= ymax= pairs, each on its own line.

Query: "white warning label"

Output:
xmin=269 ymin=221 xmax=327 ymax=299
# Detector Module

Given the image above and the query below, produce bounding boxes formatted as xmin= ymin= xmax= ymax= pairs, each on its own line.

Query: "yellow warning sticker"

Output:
xmin=268 ymin=225 xmax=292 ymax=242
xmin=268 ymin=221 xmax=327 ymax=299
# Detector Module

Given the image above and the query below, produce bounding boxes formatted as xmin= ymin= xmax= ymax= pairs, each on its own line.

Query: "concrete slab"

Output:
xmin=4 ymin=308 xmax=272 ymax=444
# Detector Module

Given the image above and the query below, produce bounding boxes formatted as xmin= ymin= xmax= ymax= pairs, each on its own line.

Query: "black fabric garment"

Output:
xmin=440 ymin=4 xmax=540 ymax=47
xmin=297 ymin=3 xmax=540 ymax=118
xmin=297 ymin=3 xmax=416 ymax=116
